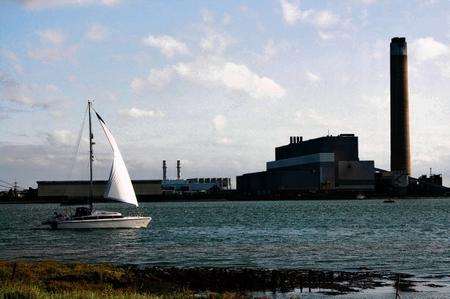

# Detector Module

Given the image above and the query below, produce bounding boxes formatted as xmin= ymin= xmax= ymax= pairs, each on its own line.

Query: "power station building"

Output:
xmin=237 ymin=134 xmax=375 ymax=195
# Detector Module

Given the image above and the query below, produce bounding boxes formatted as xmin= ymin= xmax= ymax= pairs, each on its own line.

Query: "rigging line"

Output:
xmin=62 ymin=104 xmax=89 ymax=198
xmin=0 ymin=180 xmax=14 ymax=187
xmin=0 ymin=183 xmax=12 ymax=189
xmin=1 ymin=181 xmax=22 ymax=188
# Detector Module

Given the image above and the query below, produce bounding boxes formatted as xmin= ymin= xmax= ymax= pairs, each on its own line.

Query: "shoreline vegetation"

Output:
xmin=0 ymin=260 xmax=414 ymax=298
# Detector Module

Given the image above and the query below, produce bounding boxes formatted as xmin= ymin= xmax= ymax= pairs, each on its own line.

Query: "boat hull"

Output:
xmin=46 ymin=216 xmax=151 ymax=229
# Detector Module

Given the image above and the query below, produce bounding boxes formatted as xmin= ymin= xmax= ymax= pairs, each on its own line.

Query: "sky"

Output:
xmin=1 ymin=0 xmax=450 ymax=188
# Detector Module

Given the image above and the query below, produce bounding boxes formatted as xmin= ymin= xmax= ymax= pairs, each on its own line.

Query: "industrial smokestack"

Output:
xmin=390 ymin=37 xmax=411 ymax=182
xmin=176 ymin=160 xmax=181 ymax=179
xmin=162 ymin=160 xmax=167 ymax=181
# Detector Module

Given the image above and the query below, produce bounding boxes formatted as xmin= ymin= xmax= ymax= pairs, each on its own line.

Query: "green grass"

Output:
xmin=0 ymin=282 xmax=190 ymax=299
xmin=0 ymin=261 xmax=245 ymax=299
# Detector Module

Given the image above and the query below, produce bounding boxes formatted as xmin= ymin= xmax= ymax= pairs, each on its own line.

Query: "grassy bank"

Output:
xmin=0 ymin=261 xmax=241 ymax=298
xmin=0 ymin=260 xmax=402 ymax=298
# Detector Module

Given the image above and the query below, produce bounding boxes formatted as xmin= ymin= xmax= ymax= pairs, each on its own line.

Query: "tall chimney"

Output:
xmin=176 ymin=160 xmax=181 ymax=179
xmin=390 ymin=37 xmax=411 ymax=180
xmin=162 ymin=160 xmax=167 ymax=181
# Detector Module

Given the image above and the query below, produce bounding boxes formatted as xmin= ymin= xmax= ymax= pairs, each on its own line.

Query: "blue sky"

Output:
xmin=1 ymin=0 xmax=450 ymax=188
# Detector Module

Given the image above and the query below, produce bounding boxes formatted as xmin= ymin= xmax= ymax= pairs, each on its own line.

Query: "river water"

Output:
xmin=0 ymin=199 xmax=449 ymax=277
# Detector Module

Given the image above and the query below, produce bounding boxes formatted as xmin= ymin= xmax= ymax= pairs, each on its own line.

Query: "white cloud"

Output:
xmin=318 ymin=30 xmax=334 ymax=40
xmin=147 ymin=67 xmax=173 ymax=90
xmin=46 ymin=130 xmax=75 ymax=146
xmin=28 ymin=45 xmax=78 ymax=62
xmin=38 ymin=29 xmax=66 ymax=45
xmin=201 ymin=8 xmax=215 ymax=23
xmin=239 ymin=5 xmax=249 ymax=13
xmin=29 ymin=29 xmax=78 ymax=62
xmin=130 ymin=77 xmax=147 ymax=93
xmin=222 ymin=13 xmax=231 ymax=25
xmin=417 ymin=0 xmax=438 ymax=5
xmin=0 ymin=74 xmax=68 ymax=109
xmin=306 ymin=71 xmax=320 ymax=82
xmin=410 ymin=37 xmax=450 ymax=78
xmin=1 ymin=49 xmax=23 ymax=74
xmin=22 ymin=0 xmax=121 ymax=10
xmin=213 ymin=115 xmax=226 ymax=132
xmin=412 ymin=37 xmax=449 ymax=62
xmin=257 ymin=39 xmax=292 ymax=64
xmin=45 ymin=84 xmax=59 ymax=93
xmin=101 ymin=0 xmax=120 ymax=5
xmin=119 ymin=107 xmax=165 ymax=118
xmin=1 ymin=82 xmax=37 ymax=107
xmin=0 ymin=74 xmax=49 ymax=108
xmin=262 ymin=39 xmax=277 ymax=61
xmin=142 ymin=34 xmax=189 ymax=58
xmin=280 ymin=0 xmax=311 ymax=25
xmin=1 ymin=49 xmax=19 ymax=62
xmin=174 ymin=58 xmax=286 ymax=100
xmin=86 ymin=24 xmax=108 ymax=42
xmin=216 ymin=137 xmax=232 ymax=145
xmin=279 ymin=1 xmax=343 ymax=39
xmin=212 ymin=115 xmax=231 ymax=145
xmin=355 ymin=0 xmax=377 ymax=4
xmin=295 ymin=109 xmax=348 ymax=131
xmin=436 ymin=60 xmax=450 ymax=78
xmin=312 ymin=11 xmax=339 ymax=28
xmin=130 ymin=77 xmax=146 ymax=93
xmin=197 ymin=12 xmax=234 ymax=55
xmin=199 ymin=31 xmax=233 ymax=54
xmin=130 ymin=67 xmax=174 ymax=93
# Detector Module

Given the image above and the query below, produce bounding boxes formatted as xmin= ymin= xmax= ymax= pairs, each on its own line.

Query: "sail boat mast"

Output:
xmin=88 ymin=100 xmax=94 ymax=210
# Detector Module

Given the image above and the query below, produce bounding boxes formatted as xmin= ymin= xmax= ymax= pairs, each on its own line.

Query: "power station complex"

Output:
xmin=237 ymin=37 xmax=447 ymax=197
xmin=237 ymin=134 xmax=375 ymax=195
xmin=26 ymin=37 xmax=447 ymax=202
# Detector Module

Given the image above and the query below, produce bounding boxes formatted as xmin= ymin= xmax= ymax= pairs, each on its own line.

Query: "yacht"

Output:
xmin=42 ymin=101 xmax=151 ymax=229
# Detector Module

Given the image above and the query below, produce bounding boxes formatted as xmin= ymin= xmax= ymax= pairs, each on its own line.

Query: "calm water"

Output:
xmin=0 ymin=199 xmax=449 ymax=278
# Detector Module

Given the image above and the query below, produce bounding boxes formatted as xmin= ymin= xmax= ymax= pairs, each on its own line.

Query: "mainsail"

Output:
xmin=95 ymin=112 xmax=139 ymax=207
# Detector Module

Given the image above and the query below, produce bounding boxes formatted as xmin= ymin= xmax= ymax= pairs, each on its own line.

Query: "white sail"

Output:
xmin=96 ymin=112 xmax=139 ymax=207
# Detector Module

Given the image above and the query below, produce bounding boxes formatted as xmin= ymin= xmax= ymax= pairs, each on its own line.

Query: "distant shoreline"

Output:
xmin=1 ymin=195 xmax=450 ymax=205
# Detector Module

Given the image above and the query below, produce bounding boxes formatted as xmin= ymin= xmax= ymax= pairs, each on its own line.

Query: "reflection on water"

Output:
xmin=1 ymin=199 xmax=449 ymax=277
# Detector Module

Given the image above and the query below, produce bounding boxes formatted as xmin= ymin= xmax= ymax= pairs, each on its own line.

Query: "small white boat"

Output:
xmin=43 ymin=101 xmax=151 ymax=229
xmin=46 ymin=208 xmax=150 ymax=229
xmin=356 ymin=194 xmax=366 ymax=200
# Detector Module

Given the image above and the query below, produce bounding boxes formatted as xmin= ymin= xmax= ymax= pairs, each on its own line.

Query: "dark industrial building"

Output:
xmin=37 ymin=180 xmax=162 ymax=201
xmin=237 ymin=134 xmax=375 ymax=195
